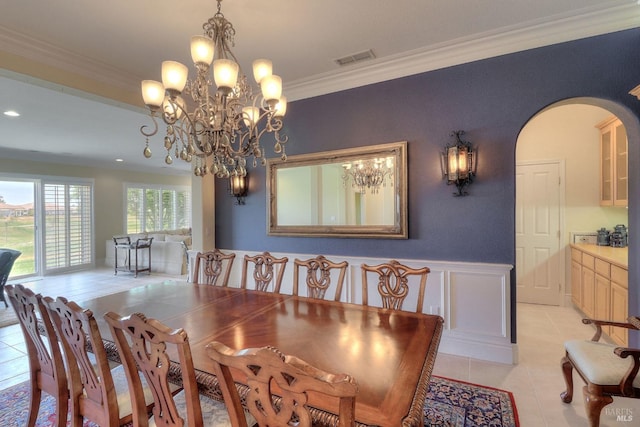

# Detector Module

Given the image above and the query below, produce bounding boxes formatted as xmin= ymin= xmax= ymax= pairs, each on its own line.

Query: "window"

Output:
xmin=43 ymin=182 xmax=93 ymax=272
xmin=126 ymin=184 xmax=191 ymax=233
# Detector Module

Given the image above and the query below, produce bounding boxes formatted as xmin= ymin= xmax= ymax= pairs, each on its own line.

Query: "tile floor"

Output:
xmin=1 ymin=268 xmax=639 ymax=426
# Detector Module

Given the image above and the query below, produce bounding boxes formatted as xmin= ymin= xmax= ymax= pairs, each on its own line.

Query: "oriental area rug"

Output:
xmin=0 ymin=376 xmax=518 ymax=427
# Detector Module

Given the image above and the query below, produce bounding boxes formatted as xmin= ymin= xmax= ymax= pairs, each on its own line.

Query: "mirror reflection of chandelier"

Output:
xmin=139 ymin=0 xmax=288 ymax=178
xmin=342 ymin=157 xmax=394 ymax=194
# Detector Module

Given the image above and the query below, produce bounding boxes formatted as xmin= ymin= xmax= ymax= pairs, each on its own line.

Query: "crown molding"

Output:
xmin=0 ymin=26 xmax=141 ymax=92
xmin=285 ymin=3 xmax=640 ymax=101
xmin=1 ymin=3 xmax=638 ymax=102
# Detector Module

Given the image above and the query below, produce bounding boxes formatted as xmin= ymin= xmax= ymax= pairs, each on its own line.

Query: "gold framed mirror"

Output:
xmin=267 ymin=141 xmax=407 ymax=238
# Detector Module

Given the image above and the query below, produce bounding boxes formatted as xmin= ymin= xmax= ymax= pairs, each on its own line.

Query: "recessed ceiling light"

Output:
xmin=3 ymin=110 xmax=20 ymax=117
xmin=115 ymin=158 xmax=124 ymax=162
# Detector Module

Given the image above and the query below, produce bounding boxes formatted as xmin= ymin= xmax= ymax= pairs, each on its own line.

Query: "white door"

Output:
xmin=516 ymin=161 xmax=563 ymax=305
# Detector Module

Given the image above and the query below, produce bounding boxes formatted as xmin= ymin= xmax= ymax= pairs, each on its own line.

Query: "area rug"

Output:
xmin=0 ymin=376 xmax=518 ymax=426
xmin=425 ymin=376 xmax=519 ymax=427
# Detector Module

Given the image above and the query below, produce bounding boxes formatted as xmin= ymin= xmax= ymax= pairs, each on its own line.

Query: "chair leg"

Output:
xmin=560 ymin=355 xmax=574 ymax=403
xmin=69 ymin=398 xmax=84 ymax=427
xmin=27 ymin=381 xmax=41 ymax=427
xmin=582 ymin=384 xmax=613 ymax=427
xmin=55 ymin=393 xmax=68 ymax=427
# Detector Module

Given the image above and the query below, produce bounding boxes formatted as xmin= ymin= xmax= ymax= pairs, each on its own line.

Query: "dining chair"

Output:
xmin=193 ymin=249 xmax=236 ymax=286
xmin=293 ymin=255 xmax=348 ymax=301
xmin=561 ymin=315 xmax=640 ymax=427
xmin=206 ymin=341 xmax=358 ymax=427
xmin=5 ymin=284 xmax=68 ymax=427
xmin=44 ymin=296 xmax=155 ymax=427
xmin=240 ymin=251 xmax=288 ymax=293
xmin=104 ymin=311 xmax=256 ymax=427
xmin=361 ymin=260 xmax=431 ymax=312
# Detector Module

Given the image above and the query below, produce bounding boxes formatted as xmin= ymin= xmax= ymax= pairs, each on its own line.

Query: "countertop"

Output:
xmin=570 ymin=243 xmax=628 ymax=269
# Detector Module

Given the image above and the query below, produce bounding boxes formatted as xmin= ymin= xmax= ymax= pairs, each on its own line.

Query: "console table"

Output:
xmin=113 ymin=236 xmax=153 ymax=277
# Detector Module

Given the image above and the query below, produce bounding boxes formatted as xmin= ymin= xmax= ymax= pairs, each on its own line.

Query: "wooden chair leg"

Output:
xmin=27 ymin=381 xmax=41 ymax=427
xmin=69 ymin=394 xmax=84 ymax=427
xmin=560 ymin=355 xmax=574 ymax=403
xmin=55 ymin=395 xmax=67 ymax=427
xmin=582 ymin=384 xmax=613 ymax=427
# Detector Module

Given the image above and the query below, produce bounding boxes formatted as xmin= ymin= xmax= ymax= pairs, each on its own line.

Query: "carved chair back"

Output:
xmin=44 ymin=296 xmax=130 ymax=427
xmin=104 ymin=311 xmax=204 ymax=427
xmin=361 ymin=260 xmax=430 ymax=312
xmin=293 ymin=255 xmax=348 ymax=301
xmin=5 ymin=284 xmax=68 ymax=427
xmin=193 ymin=249 xmax=236 ymax=286
xmin=241 ymin=251 xmax=288 ymax=293
xmin=206 ymin=341 xmax=358 ymax=427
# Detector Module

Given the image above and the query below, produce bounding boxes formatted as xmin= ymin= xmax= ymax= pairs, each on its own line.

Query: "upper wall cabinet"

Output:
xmin=598 ymin=117 xmax=628 ymax=207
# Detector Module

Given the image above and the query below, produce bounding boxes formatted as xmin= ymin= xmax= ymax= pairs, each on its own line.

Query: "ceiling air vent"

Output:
xmin=334 ymin=49 xmax=376 ymax=67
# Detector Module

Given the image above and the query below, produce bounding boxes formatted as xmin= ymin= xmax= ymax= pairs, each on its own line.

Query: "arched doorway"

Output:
xmin=514 ymin=97 xmax=640 ymax=345
xmin=516 ymin=102 xmax=624 ymax=306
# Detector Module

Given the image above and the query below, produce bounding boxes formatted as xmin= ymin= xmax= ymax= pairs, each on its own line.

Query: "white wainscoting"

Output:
xmin=188 ymin=249 xmax=516 ymax=364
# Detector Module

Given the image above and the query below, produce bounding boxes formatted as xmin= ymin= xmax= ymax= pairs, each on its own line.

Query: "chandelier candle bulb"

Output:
xmin=242 ymin=106 xmax=260 ymax=127
xmin=161 ymin=61 xmax=189 ymax=94
xmin=141 ymin=80 xmax=165 ymax=109
xmin=274 ymin=96 xmax=287 ymax=118
xmin=252 ymin=59 xmax=273 ymax=83
xmin=260 ymin=74 xmax=282 ymax=102
xmin=163 ymin=96 xmax=185 ymax=120
xmin=213 ymin=59 xmax=239 ymax=91
xmin=190 ymin=35 xmax=215 ymax=65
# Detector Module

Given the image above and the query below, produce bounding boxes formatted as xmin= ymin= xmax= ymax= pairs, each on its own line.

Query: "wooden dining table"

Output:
xmin=81 ymin=280 xmax=443 ymax=427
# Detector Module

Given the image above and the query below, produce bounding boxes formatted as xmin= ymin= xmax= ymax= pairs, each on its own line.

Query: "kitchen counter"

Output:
xmin=570 ymin=243 xmax=628 ymax=270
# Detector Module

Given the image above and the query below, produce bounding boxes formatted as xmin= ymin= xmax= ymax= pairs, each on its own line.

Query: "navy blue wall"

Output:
xmin=216 ymin=29 xmax=640 ymax=345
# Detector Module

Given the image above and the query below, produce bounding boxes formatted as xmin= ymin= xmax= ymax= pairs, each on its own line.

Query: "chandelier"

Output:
xmin=342 ymin=158 xmax=394 ymax=194
xmin=139 ymin=0 xmax=288 ymax=178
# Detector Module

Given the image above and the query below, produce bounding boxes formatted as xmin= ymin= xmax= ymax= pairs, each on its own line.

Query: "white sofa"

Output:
xmin=104 ymin=228 xmax=191 ymax=275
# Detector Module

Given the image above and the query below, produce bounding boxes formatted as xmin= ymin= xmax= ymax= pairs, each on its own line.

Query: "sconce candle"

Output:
xmin=229 ymin=173 xmax=248 ymax=205
xmin=441 ymin=131 xmax=476 ymax=196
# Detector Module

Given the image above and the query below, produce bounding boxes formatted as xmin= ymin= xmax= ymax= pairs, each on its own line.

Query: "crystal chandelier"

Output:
xmin=342 ymin=158 xmax=394 ymax=194
xmin=139 ymin=0 xmax=288 ymax=178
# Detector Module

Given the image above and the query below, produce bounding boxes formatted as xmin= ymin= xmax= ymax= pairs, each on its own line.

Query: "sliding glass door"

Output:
xmin=0 ymin=179 xmax=37 ymax=277
xmin=43 ymin=182 xmax=93 ymax=273
xmin=0 ymin=176 xmax=94 ymax=278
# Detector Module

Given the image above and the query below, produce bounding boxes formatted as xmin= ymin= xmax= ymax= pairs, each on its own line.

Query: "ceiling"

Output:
xmin=0 ymin=0 xmax=638 ymax=175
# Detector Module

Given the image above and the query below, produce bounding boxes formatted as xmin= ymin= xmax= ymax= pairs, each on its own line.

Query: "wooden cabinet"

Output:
xmin=610 ymin=265 xmax=629 ymax=345
xmin=570 ymin=244 xmax=628 ymax=346
xmin=598 ymin=117 xmax=628 ymax=207
xmin=594 ymin=258 xmax=611 ymax=337
xmin=571 ymin=249 xmax=582 ymax=307
xmin=581 ymin=254 xmax=595 ymax=318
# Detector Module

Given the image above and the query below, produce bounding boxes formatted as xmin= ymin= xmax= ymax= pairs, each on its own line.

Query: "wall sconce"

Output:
xmin=441 ymin=130 xmax=476 ymax=196
xmin=228 ymin=173 xmax=248 ymax=205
